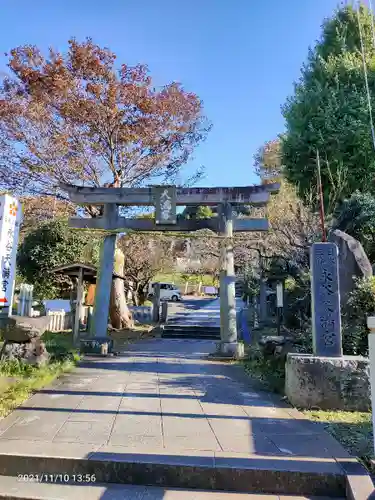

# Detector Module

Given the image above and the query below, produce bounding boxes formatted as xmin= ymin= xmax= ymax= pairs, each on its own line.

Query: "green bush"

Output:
xmin=0 ymin=359 xmax=37 ymax=377
xmin=241 ymin=266 xmax=260 ymax=304
xmin=284 ymin=273 xmax=311 ymax=330
xmin=42 ymin=331 xmax=78 ymax=362
xmin=17 ymin=218 xmax=100 ymax=299
xmin=244 ymin=345 xmax=285 ymax=393
xmin=342 ymin=277 xmax=375 ymax=356
xmin=293 ymin=326 xmax=313 ymax=354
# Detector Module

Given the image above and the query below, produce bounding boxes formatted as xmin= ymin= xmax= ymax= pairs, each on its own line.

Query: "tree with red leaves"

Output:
xmin=0 ymin=38 xmax=210 ymax=206
xmin=0 ymin=38 xmax=210 ymax=329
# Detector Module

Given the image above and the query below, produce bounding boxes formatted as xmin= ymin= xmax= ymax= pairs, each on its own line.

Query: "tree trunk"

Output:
xmin=131 ymin=290 xmax=138 ymax=306
xmin=109 ymin=248 xmax=134 ymax=329
xmin=137 ymin=284 xmax=147 ymax=305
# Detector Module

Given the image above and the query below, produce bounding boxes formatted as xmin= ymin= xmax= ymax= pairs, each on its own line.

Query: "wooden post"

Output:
xmin=276 ymin=281 xmax=283 ymax=336
xmin=160 ymin=301 xmax=168 ymax=323
xmin=259 ymin=278 xmax=267 ymax=325
xmin=73 ymin=267 xmax=83 ymax=347
xmin=152 ymin=283 xmax=161 ymax=323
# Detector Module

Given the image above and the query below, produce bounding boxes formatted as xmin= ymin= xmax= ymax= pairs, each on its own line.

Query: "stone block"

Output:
xmin=285 ymin=353 xmax=370 ymax=411
xmin=1 ymin=338 xmax=49 ymax=366
xmin=0 ymin=316 xmax=49 ymax=342
xmin=259 ymin=335 xmax=300 ymax=360
xmin=216 ymin=342 xmax=245 ymax=360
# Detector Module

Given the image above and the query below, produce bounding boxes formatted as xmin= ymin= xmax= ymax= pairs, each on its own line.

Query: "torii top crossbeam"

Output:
xmin=60 ymin=182 xmax=279 ymax=233
xmin=60 ymin=183 xmax=279 ymax=206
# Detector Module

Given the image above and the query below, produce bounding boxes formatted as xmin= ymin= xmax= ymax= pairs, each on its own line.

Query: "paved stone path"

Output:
xmin=0 ymin=338 xmax=360 ymax=498
xmin=0 ymin=339 xmax=350 ymax=456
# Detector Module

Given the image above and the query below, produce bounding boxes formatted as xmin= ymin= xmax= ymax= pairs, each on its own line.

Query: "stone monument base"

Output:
xmin=285 ymin=353 xmax=370 ymax=411
xmin=216 ymin=341 xmax=245 ymax=360
xmin=80 ymin=337 xmax=114 ymax=356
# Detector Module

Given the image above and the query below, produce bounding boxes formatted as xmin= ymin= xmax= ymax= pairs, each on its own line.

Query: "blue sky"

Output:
xmin=0 ymin=0 xmax=340 ymax=187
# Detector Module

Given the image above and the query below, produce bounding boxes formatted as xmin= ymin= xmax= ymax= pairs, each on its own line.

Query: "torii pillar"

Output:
xmin=219 ymin=202 xmax=241 ymax=357
xmin=90 ymin=204 xmax=117 ymax=339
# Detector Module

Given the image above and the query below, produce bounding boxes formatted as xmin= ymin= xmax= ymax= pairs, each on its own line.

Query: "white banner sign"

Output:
xmin=276 ymin=282 xmax=284 ymax=308
xmin=0 ymin=195 xmax=22 ymax=309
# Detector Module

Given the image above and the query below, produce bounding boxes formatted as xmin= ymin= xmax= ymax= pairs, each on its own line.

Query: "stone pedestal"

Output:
xmin=285 ymin=353 xmax=370 ymax=411
xmin=80 ymin=337 xmax=114 ymax=356
xmin=217 ymin=341 xmax=245 ymax=360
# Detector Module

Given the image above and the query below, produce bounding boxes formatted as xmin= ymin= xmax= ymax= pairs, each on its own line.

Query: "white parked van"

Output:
xmin=147 ymin=282 xmax=182 ymax=302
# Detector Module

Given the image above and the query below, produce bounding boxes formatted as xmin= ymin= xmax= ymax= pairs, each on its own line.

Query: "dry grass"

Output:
xmin=304 ymin=409 xmax=372 ymax=463
xmin=108 ymin=324 xmax=158 ymax=351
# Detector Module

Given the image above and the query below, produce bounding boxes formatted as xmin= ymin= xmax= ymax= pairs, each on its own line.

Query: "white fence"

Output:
xmin=47 ymin=310 xmax=72 ymax=331
xmin=130 ymin=306 xmax=152 ymax=323
xmin=46 ymin=305 xmax=152 ymax=331
xmin=17 ymin=284 xmax=34 ymax=316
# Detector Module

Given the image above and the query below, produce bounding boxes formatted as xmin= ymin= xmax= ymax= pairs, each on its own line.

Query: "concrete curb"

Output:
xmin=336 ymin=459 xmax=375 ymax=500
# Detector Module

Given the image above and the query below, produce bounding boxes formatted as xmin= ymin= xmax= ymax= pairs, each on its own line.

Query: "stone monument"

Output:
xmin=329 ymin=229 xmax=372 ymax=308
xmin=285 ymin=242 xmax=370 ymax=411
xmin=311 ymin=242 xmax=342 ymax=357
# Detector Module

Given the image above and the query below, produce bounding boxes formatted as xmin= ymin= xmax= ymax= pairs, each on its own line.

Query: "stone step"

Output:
xmin=164 ymin=320 xmax=220 ymax=332
xmin=162 ymin=333 xmax=221 ymax=340
xmin=161 ymin=331 xmax=221 ymax=340
xmin=0 ymin=448 xmax=348 ymax=497
xmin=162 ymin=325 xmax=221 ymax=340
xmin=163 ymin=326 xmax=220 ymax=332
xmin=0 ymin=476 xmax=345 ymax=500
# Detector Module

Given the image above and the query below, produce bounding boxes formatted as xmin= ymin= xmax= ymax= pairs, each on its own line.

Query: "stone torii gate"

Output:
xmin=61 ymin=183 xmax=279 ymax=357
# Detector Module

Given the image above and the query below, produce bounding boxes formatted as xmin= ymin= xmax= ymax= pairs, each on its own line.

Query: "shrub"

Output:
xmin=342 ymin=277 xmax=375 ymax=356
xmin=244 ymin=345 xmax=285 ymax=393
xmin=42 ymin=331 xmax=78 ymax=362
xmin=241 ymin=266 xmax=260 ymax=303
xmin=284 ymin=272 xmax=311 ymax=330
xmin=17 ymin=218 xmax=100 ymax=299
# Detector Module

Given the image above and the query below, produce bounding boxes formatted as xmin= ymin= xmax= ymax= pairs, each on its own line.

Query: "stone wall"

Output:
xmin=285 ymin=353 xmax=370 ymax=411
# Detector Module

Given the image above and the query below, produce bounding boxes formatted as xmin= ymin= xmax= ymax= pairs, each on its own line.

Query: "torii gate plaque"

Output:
xmin=61 ymin=182 xmax=279 ymax=357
